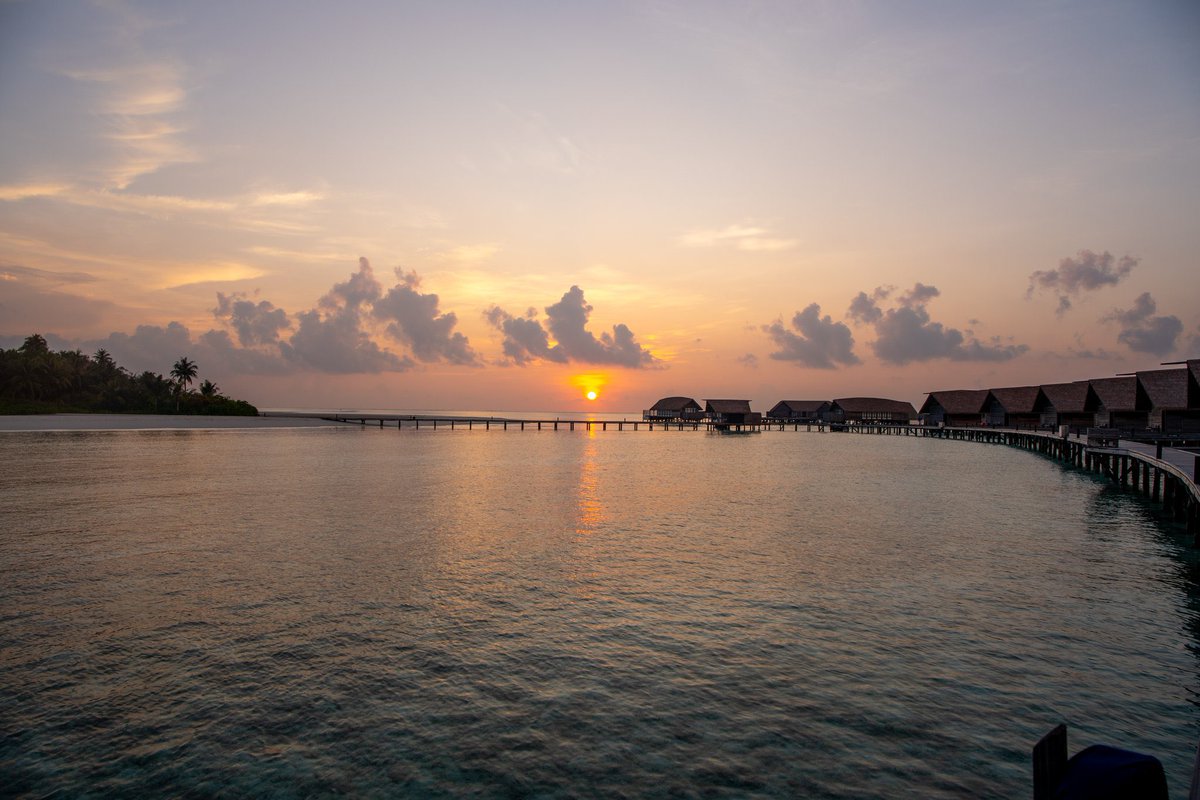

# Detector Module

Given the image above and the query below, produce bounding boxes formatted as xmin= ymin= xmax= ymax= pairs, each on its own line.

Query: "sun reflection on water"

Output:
xmin=575 ymin=431 xmax=605 ymax=536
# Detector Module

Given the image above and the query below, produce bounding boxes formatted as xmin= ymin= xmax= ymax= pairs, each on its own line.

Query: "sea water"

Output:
xmin=1 ymin=426 xmax=1197 ymax=798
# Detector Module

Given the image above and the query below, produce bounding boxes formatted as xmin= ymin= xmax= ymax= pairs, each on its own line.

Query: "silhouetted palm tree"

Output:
xmin=199 ymin=379 xmax=219 ymax=398
xmin=170 ymin=357 xmax=198 ymax=411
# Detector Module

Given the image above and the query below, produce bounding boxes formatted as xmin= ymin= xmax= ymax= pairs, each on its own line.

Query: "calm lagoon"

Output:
xmin=1 ymin=424 xmax=1197 ymax=797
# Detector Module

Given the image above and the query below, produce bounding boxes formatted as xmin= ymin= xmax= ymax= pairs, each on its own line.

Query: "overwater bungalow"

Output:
xmin=919 ymin=389 xmax=990 ymax=427
xmin=829 ymin=397 xmax=917 ymax=423
xmin=643 ymin=396 xmax=703 ymax=422
xmin=1137 ymin=367 xmax=1195 ymax=434
xmin=986 ymin=385 xmax=1046 ymax=429
xmin=766 ymin=400 xmax=831 ymax=421
xmin=704 ymin=399 xmax=759 ymax=426
xmin=1038 ymin=381 xmax=1098 ymax=430
xmin=1090 ymin=376 xmax=1146 ymax=432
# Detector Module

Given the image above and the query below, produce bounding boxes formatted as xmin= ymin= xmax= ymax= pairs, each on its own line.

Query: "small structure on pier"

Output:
xmin=986 ymin=385 xmax=1047 ymax=429
xmin=643 ymin=396 xmax=703 ymax=422
xmin=1090 ymin=376 xmax=1146 ymax=432
xmin=1137 ymin=367 xmax=1196 ymax=434
xmin=1039 ymin=381 xmax=1099 ymax=430
xmin=829 ymin=397 xmax=916 ymax=423
xmin=920 ymin=389 xmax=989 ymax=427
xmin=704 ymin=399 xmax=759 ymax=427
xmin=766 ymin=400 xmax=831 ymax=421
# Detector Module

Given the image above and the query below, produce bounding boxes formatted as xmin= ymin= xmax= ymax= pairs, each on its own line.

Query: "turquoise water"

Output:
xmin=1 ymin=427 xmax=1197 ymax=797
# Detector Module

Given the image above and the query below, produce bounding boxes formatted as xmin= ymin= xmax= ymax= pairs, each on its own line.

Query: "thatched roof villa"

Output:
xmin=830 ymin=397 xmax=917 ymax=422
xmin=1136 ymin=367 xmax=1197 ymax=433
xmin=643 ymin=396 xmax=703 ymax=421
xmin=986 ymin=385 xmax=1046 ymax=429
xmin=1038 ymin=381 xmax=1098 ymax=429
xmin=766 ymin=400 xmax=831 ymax=420
xmin=704 ymin=399 xmax=758 ymax=425
xmin=920 ymin=389 xmax=990 ymax=427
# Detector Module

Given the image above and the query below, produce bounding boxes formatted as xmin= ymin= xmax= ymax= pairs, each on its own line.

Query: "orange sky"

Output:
xmin=1 ymin=2 xmax=1198 ymax=410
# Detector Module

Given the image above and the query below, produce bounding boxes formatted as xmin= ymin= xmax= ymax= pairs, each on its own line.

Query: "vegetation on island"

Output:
xmin=0 ymin=334 xmax=258 ymax=416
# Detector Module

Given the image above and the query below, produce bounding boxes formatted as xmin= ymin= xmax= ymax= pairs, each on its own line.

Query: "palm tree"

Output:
xmin=199 ymin=379 xmax=219 ymax=398
xmin=170 ymin=357 xmax=198 ymax=411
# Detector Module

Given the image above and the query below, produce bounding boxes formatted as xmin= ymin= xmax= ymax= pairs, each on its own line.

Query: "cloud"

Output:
xmin=213 ymin=292 xmax=291 ymax=347
xmin=764 ymin=303 xmax=860 ymax=368
xmin=736 ymin=353 xmax=759 ymax=368
xmin=1104 ymin=292 xmax=1182 ymax=356
xmin=544 ymin=286 xmax=658 ymax=368
xmin=280 ymin=258 xmax=412 ymax=373
xmin=867 ymin=283 xmax=1028 ymax=364
xmin=438 ymin=244 xmax=500 ymax=264
xmin=847 ymin=291 xmax=883 ymax=324
xmin=0 ymin=264 xmax=116 ymax=333
xmin=484 ymin=306 xmax=564 ymax=365
xmin=486 ymin=286 xmax=657 ymax=368
xmin=678 ymin=224 xmax=797 ymax=252
xmin=1027 ymin=250 xmax=1137 ymax=316
xmin=373 ymin=268 xmax=478 ymax=365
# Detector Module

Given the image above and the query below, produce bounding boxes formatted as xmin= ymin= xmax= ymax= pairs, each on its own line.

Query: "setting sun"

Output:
xmin=586 ymin=390 xmax=598 ymax=401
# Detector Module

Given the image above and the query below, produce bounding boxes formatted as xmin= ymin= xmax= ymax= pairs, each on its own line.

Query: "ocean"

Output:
xmin=1 ymin=421 xmax=1197 ymax=798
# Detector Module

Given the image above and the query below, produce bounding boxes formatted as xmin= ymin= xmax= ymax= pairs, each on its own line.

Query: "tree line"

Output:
xmin=0 ymin=334 xmax=258 ymax=415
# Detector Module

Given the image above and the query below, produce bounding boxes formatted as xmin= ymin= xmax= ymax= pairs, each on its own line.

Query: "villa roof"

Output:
xmin=832 ymin=397 xmax=917 ymax=416
xmin=1089 ymin=376 xmax=1139 ymax=412
xmin=1039 ymin=381 xmax=1094 ymax=414
xmin=771 ymin=400 xmax=830 ymax=413
xmin=921 ymin=389 xmax=990 ymax=415
xmin=705 ymin=399 xmax=752 ymax=414
xmin=1136 ymin=368 xmax=1188 ymax=410
xmin=649 ymin=396 xmax=700 ymax=412
xmin=988 ymin=385 xmax=1044 ymax=414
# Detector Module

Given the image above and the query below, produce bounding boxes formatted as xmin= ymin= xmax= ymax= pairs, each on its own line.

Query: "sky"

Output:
xmin=1 ymin=0 xmax=1197 ymax=412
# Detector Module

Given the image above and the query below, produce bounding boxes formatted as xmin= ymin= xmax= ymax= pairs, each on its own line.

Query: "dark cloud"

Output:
xmin=544 ymin=286 xmax=656 ymax=367
xmin=7 ymin=258 xmax=485 ymax=377
xmin=847 ymin=291 xmax=882 ymax=324
xmin=869 ymin=283 xmax=1028 ymax=364
xmin=899 ymin=283 xmax=939 ymax=307
xmin=213 ymin=292 xmax=290 ymax=346
xmin=373 ymin=268 xmax=477 ymax=365
xmin=487 ymin=286 xmax=657 ymax=368
xmin=278 ymin=259 xmax=410 ymax=373
xmin=484 ymin=306 xmax=565 ymax=365
xmin=1028 ymin=250 xmax=1137 ymax=316
xmin=736 ymin=353 xmax=759 ymax=368
xmin=764 ymin=303 xmax=860 ymax=368
xmin=1104 ymin=292 xmax=1182 ymax=356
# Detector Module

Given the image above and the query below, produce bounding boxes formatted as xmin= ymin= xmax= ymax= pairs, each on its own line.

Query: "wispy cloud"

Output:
xmin=437 ymin=243 xmax=500 ymax=264
xmin=61 ymin=60 xmax=195 ymax=189
xmin=678 ymin=224 xmax=797 ymax=252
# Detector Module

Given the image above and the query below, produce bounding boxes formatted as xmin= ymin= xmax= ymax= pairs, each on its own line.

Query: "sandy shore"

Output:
xmin=0 ymin=413 xmax=341 ymax=432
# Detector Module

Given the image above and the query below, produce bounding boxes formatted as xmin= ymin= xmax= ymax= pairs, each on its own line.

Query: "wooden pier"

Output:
xmin=315 ymin=413 xmax=828 ymax=433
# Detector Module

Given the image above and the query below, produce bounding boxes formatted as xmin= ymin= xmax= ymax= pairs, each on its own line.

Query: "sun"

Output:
xmin=586 ymin=390 xmax=598 ymax=401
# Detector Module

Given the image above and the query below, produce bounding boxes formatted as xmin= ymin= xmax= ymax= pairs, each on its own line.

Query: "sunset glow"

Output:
xmin=0 ymin=2 xmax=1196 ymax=410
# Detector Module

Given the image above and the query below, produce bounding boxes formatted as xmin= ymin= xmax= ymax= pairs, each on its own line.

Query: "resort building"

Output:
xmin=1136 ymin=368 xmax=1196 ymax=434
xmin=765 ymin=400 xmax=831 ymax=421
xmin=1038 ymin=381 xmax=1099 ymax=430
xmin=985 ymin=386 xmax=1047 ymax=429
xmin=704 ymin=399 xmax=758 ymax=426
xmin=919 ymin=390 xmax=990 ymax=427
xmin=643 ymin=396 xmax=703 ymax=422
xmin=829 ymin=397 xmax=917 ymax=423
xmin=1090 ymin=376 xmax=1146 ymax=431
